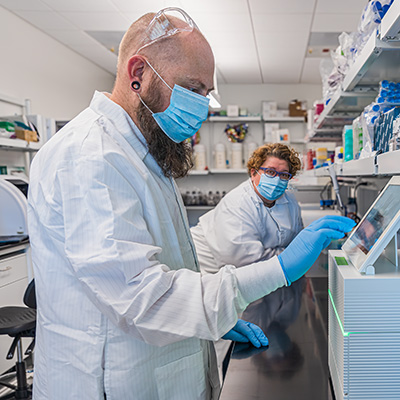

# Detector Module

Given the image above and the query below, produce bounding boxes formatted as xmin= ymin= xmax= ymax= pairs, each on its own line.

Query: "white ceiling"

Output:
xmin=0 ymin=0 xmax=368 ymax=84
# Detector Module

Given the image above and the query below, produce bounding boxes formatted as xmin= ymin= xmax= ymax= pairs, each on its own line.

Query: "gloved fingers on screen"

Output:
xmin=307 ymin=216 xmax=356 ymax=232
xmin=318 ymin=228 xmax=347 ymax=248
xmin=278 ymin=226 xmax=349 ymax=285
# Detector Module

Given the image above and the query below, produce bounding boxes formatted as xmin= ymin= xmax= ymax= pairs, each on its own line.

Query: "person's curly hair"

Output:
xmin=247 ymin=143 xmax=302 ymax=177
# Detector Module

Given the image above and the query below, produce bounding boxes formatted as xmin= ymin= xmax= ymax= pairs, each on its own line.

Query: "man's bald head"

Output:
xmin=116 ymin=12 xmax=213 ymax=79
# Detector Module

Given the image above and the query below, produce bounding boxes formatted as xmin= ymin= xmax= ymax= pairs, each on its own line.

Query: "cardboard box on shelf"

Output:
xmin=289 ymin=100 xmax=307 ymax=117
xmin=15 ymin=129 xmax=38 ymax=142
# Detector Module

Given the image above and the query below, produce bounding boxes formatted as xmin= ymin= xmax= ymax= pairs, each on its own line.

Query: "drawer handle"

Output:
xmin=0 ymin=266 xmax=12 ymax=272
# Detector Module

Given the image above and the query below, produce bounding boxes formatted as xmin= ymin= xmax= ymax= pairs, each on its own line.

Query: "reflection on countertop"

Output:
xmin=220 ymin=253 xmax=334 ymax=400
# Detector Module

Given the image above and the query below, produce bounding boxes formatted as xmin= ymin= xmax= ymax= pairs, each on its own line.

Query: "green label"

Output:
xmin=335 ymin=256 xmax=348 ymax=266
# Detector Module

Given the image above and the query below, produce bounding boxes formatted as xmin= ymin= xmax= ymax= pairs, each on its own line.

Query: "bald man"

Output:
xmin=27 ymin=8 xmax=355 ymax=400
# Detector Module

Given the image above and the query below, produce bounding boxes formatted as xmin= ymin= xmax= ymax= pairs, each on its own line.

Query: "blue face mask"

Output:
xmin=256 ymin=174 xmax=288 ymax=201
xmin=138 ymin=60 xmax=210 ymax=143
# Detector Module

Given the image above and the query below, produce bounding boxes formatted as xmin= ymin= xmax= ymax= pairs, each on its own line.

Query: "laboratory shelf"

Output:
xmin=312 ymin=5 xmax=400 ymax=140
xmin=188 ymin=170 xmax=209 ymax=175
xmin=185 ymin=206 xmax=214 ymax=211
xmin=208 ymin=116 xmax=261 ymax=122
xmin=290 ymin=139 xmax=306 ymax=144
xmin=302 ymin=153 xmax=400 ymax=178
xmin=0 ymin=137 xmax=41 ymax=151
xmin=313 ymin=91 xmax=376 ymax=132
xmin=381 ymin=0 xmax=400 ymax=42
xmin=342 ymin=31 xmax=400 ymax=91
xmin=314 ymin=167 xmax=330 ymax=177
xmin=377 ymin=150 xmax=400 ymax=175
xmin=209 ymin=168 xmax=247 ymax=174
xmin=341 ymin=156 xmax=377 ymax=176
xmin=263 ymin=117 xmax=305 ymax=122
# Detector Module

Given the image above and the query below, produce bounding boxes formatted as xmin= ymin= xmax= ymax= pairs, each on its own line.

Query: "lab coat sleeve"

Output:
xmin=57 ymin=158 xmax=287 ymax=347
xmin=294 ymin=197 xmax=304 ymax=234
xmin=258 ymin=246 xmax=285 ymax=261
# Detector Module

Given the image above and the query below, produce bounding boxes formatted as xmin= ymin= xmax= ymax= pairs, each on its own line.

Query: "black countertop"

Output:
xmin=0 ymin=238 xmax=29 ymax=258
xmin=220 ymin=253 xmax=334 ymax=400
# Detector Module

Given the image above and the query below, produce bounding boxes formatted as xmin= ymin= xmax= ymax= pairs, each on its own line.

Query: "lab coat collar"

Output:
xmin=90 ymin=91 xmax=149 ymax=161
xmin=247 ymin=178 xmax=289 ymax=206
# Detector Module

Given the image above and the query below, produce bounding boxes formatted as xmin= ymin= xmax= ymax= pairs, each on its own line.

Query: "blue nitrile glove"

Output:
xmin=278 ymin=216 xmax=356 ymax=285
xmin=222 ymin=319 xmax=269 ymax=348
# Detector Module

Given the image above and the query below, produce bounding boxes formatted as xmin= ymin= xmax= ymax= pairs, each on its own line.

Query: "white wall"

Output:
xmin=218 ymin=83 xmax=322 ymax=114
xmin=0 ymin=6 xmax=115 ymax=121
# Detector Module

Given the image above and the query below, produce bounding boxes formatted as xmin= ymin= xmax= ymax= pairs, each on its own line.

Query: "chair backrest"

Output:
xmin=23 ymin=279 xmax=36 ymax=309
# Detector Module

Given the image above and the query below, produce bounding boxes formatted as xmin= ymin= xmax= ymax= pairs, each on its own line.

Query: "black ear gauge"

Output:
xmin=131 ymin=81 xmax=141 ymax=90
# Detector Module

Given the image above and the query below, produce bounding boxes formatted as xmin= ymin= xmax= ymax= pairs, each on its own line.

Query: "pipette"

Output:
xmin=328 ymin=164 xmax=344 ymax=209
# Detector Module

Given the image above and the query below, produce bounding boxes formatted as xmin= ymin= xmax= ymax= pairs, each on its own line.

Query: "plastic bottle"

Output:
xmin=246 ymin=142 xmax=258 ymax=162
xmin=207 ymin=191 xmax=214 ymax=206
xmin=193 ymin=144 xmax=207 ymax=171
xmin=214 ymin=143 xmax=226 ymax=169
xmin=214 ymin=191 xmax=221 ymax=205
xmin=316 ymin=147 xmax=328 ymax=167
xmin=343 ymin=125 xmax=353 ymax=162
xmin=231 ymin=142 xmax=243 ymax=169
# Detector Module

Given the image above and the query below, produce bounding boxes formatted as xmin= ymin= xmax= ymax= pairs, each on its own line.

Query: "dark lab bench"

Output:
xmin=220 ymin=260 xmax=335 ymax=400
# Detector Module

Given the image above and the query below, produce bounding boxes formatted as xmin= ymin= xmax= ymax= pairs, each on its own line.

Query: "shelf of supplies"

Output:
xmin=290 ymin=139 xmax=306 ymax=144
xmin=302 ymin=158 xmax=379 ymax=178
xmin=263 ymin=117 xmax=305 ymax=122
xmin=209 ymin=168 xmax=247 ymax=174
xmin=314 ymin=167 xmax=330 ymax=177
xmin=312 ymin=7 xmax=400 ymax=136
xmin=343 ymin=32 xmax=400 ymax=92
xmin=0 ymin=137 xmax=41 ymax=151
xmin=313 ymin=91 xmax=376 ymax=132
xmin=299 ymin=168 xmax=330 ymax=178
xmin=377 ymin=150 xmax=400 ymax=175
xmin=208 ymin=116 xmax=261 ymax=122
xmin=381 ymin=0 xmax=400 ymax=41
xmin=185 ymin=206 xmax=214 ymax=211
xmin=188 ymin=170 xmax=209 ymax=175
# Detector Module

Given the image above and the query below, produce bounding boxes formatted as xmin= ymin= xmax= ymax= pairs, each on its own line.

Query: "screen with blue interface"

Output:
xmin=347 ymin=185 xmax=400 ymax=255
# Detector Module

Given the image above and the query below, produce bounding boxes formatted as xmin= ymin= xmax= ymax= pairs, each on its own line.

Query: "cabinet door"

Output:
xmin=0 ymin=278 xmax=31 ymax=375
xmin=0 ymin=253 xmax=28 ymax=292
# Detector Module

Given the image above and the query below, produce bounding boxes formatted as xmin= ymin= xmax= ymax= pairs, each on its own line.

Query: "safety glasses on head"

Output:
xmin=136 ymin=7 xmax=199 ymax=54
xmin=259 ymin=167 xmax=292 ymax=181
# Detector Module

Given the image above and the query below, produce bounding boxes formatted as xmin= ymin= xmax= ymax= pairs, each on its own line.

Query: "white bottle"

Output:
xmin=193 ymin=144 xmax=207 ymax=171
xmin=246 ymin=142 xmax=258 ymax=162
xmin=231 ymin=142 xmax=243 ymax=169
xmin=214 ymin=143 xmax=226 ymax=169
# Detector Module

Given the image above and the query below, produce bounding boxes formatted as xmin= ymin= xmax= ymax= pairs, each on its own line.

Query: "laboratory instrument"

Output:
xmin=327 ymin=164 xmax=344 ymax=209
xmin=0 ymin=176 xmax=28 ymax=242
xmin=328 ymin=176 xmax=400 ymax=400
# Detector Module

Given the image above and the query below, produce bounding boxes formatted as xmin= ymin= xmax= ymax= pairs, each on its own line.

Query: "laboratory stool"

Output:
xmin=0 ymin=279 xmax=36 ymax=400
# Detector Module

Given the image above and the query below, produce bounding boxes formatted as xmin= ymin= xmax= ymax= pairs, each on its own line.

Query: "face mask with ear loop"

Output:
xmin=256 ymin=173 xmax=289 ymax=201
xmin=133 ymin=7 xmax=210 ymax=143
xmin=136 ymin=60 xmax=210 ymax=143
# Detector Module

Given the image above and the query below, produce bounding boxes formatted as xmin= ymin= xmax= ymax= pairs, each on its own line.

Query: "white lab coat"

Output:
xmin=191 ymin=179 xmax=303 ymax=274
xmin=27 ymin=92 xmax=287 ymax=400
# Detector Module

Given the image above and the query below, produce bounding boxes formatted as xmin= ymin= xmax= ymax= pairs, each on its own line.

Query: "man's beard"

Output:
xmin=136 ymin=82 xmax=194 ymax=179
